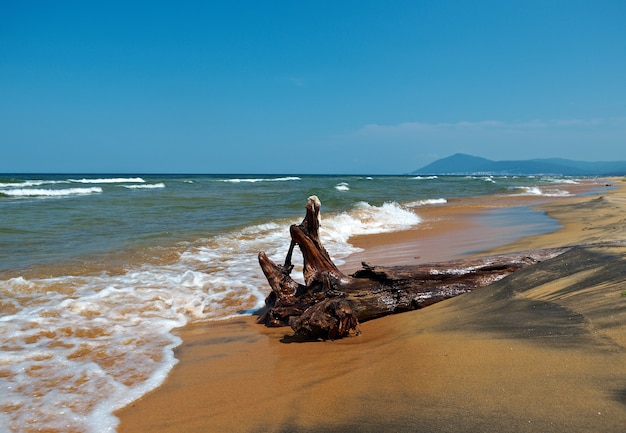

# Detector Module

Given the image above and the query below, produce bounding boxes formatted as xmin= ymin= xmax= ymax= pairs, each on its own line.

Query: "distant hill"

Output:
xmin=412 ymin=153 xmax=626 ymax=176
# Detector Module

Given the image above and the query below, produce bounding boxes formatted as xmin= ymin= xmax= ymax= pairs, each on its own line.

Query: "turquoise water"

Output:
xmin=0 ymin=174 xmax=574 ymax=273
xmin=0 ymin=173 xmax=585 ymax=432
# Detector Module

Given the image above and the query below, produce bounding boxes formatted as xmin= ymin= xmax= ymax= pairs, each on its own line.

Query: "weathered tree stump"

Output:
xmin=257 ymin=196 xmax=569 ymax=340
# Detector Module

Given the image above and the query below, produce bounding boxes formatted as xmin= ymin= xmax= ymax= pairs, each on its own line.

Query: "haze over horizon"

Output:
xmin=2 ymin=1 xmax=625 ymax=174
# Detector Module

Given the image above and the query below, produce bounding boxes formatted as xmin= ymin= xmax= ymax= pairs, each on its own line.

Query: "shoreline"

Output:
xmin=341 ymin=178 xmax=609 ymax=271
xmin=116 ymin=178 xmax=626 ymax=432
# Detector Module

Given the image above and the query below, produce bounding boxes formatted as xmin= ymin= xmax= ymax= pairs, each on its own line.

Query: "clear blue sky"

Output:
xmin=1 ymin=1 xmax=625 ymax=174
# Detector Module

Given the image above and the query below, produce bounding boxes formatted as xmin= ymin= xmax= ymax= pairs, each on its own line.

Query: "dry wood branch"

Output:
xmin=257 ymin=196 xmax=569 ymax=340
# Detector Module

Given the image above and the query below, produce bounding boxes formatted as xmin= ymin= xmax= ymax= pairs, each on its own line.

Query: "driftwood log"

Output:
xmin=257 ymin=196 xmax=569 ymax=340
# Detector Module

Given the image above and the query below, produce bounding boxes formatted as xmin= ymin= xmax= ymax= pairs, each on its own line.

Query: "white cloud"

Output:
xmin=359 ymin=119 xmax=545 ymax=136
xmin=357 ymin=117 xmax=626 ymax=138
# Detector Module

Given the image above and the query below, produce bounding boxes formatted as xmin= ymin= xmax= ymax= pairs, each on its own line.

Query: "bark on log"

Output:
xmin=257 ymin=196 xmax=569 ymax=340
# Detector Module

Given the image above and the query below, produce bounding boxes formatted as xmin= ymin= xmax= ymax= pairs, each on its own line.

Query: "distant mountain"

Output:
xmin=412 ymin=153 xmax=626 ymax=176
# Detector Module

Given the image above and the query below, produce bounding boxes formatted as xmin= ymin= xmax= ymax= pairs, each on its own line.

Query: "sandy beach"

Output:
xmin=116 ymin=179 xmax=626 ymax=433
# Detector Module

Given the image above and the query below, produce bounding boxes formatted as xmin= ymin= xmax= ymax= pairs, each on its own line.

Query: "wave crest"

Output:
xmin=123 ymin=183 xmax=166 ymax=189
xmin=69 ymin=177 xmax=145 ymax=184
xmin=0 ymin=187 xmax=103 ymax=198
xmin=218 ymin=176 xmax=301 ymax=183
xmin=512 ymin=186 xmax=570 ymax=197
xmin=405 ymin=198 xmax=447 ymax=207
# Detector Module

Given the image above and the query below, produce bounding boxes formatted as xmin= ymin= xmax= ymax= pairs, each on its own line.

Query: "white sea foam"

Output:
xmin=335 ymin=182 xmax=350 ymax=191
xmin=543 ymin=177 xmax=580 ymax=184
xmin=526 ymin=186 xmax=545 ymax=195
xmin=122 ymin=183 xmax=166 ymax=189
xmin=512 ymin=186 xmax=570 ymax=197
xmin=405 ymin=198 xmax=447 ymax=207
xmin=0 ymin=200 xmax=421 ymax=433
xmin=218 ymin=176 xmax=301 ymax=183
xmin=69 ymin=177 xmax=146 ymax=183
xmin=0 ymin=179 xmax=69 ymax=188
xmin=463 ymin=175 xmax=497 ymax=183
xmin=411 ymin=175 xmax=438 ymax=180
xmin=0 ymin=187 xmax=103 ymax=198
xmin=320 ymin=201 xmax=421 ymax=247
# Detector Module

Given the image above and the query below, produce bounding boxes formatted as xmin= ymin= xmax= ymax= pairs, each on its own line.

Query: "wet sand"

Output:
xmin=116 ymin=179 xmax=626 ymax=433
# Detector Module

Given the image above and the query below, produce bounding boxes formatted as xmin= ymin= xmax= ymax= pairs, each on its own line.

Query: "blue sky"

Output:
xmin=1 ymin=1 xmax=625 ymax=174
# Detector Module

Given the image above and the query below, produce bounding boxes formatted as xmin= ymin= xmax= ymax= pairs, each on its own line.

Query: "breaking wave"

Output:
xmin=69 ymin=177 xmax=146 ymax=184
xmin=0 ymin=199 xmax=421 ymax=433
xmin=218 ymin=176 xmax=301 ymax=183
xmin=0 ymin=187 xmax=103 ymax=198
xmin=122 ymin=183 xmax=166 ymax=189
xmin=512 ymin=186 xmax=571 ymax=197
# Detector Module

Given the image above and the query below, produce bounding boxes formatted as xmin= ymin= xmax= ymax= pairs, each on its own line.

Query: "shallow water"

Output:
xmin=0 ymin=173 xmax=585 ymax=432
